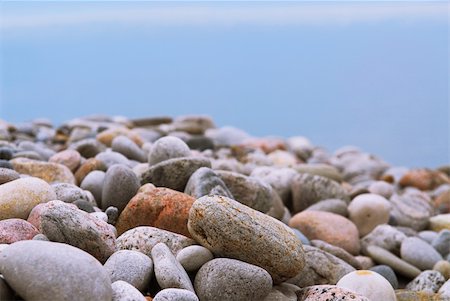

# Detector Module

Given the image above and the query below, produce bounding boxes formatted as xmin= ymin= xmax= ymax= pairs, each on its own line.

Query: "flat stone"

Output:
xmin=151 ymin=243 xmax=194 ymax=292
xmin=176 ymin=245 xmax=214 ymax=272
xmin=0 ymin=168 xmax=20 ymax=185
xmin=405 ymin=270 xmax=445 ymax=294
xmin=360 ymin=224 xmax=407 ymax=255
xmin=0 ymin=240 xmax=112 ymax=301
xmin=116 ymin=185 xmax=194 ymax=237
xmin=389 ymin=191 xmax=434 ymax=231
xmin=11 ymin=158 xmax=76 ymax=184
xmin=0 ymin=177 xmax=56 ymax=220
xmin=336 ymin=270 xmax=396 ymax=301
xmin=400 ymin=237 xmax=443 ymax=270
xmin=366 ymin=245 xmax=421 ymax=278
xmin=148 ymin=136 xmax=191 ymax=165
xmin=104 ymin=250 xmax=153 ymax=293
xmin=311 ymin=240 xmax=361 ymax=269
xmin=141 ymin=157 xmax=211 ymax=192
xmin=304 ymin=199 xmax=349 ymax=217
xmin=184 ymin=167 xmax=233 ymax=199
xmin=194 ymin=258 xmax=272 ymax=301
xmin=0 ymin=218 xmax=39 ymax=244
xmin=287 ymin=245 xmax=355 ymax=287
xmin=102 ymin=164 xmax=140 ymax=212
xmin=188 ymin=195 xmax=305 ymax=284
xmin=153 ymin=288 xmax=199 ymax=301
xmin=116 ymin=226 xmax=196 ymax=257
xmin=293 ymin=164 xmax=343 ymax=183
xmin=289 ymin=210 xmax=360 ymax=255
xmin=296 ymin=285 xmax=370 ymax=301
xmin=111 ymin=280 xmax=146 ymax=301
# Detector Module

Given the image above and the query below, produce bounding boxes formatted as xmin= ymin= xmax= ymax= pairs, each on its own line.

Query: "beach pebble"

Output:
xmin=400 ymin=237 xmax=443 ymax=270
xmin=52 ymin=182 xmax=92 ymax=203
xmin=304 ymin=198 xmax=349 ymax=217
xmin=433 ymin=260 xmax=450 ymax=280
xmin=141 ymin=157 xmax=211 ymax=192
xmin=11 ymin=157 xmax=76 ymax=184
xmin=104 ymin=250 xmax=153 ymax=292
xmin=370 ymin=265 xmax=399 ymax=289
xmin=97 ymin=128 xmax=143 ymax=148
xmin=296 ymin=285 xmax=370 ymax=301
xmin=0 ymin=168 xmax=20 ymax=184
xmin=0 ymin=177 xmax=56 ymax=220
xmin=148 ymin=136 xmax=190 ymax=165
xmin=194 ymin=258 xmax=272 ymax=301
xmin=184 ymin=167 xmax=233 ymax=199
xmin=112 ymin=135 xmax=146 ymax=162
xmin=102 ymin=164 xmax=140 ymax=212
xmin=49 ymin=149 xmax=81 ymax=172
xmin=186 ymin=136 xmax=214 ymax=151
xmin=0 ymin=218 xmax=39 ymax=244
xmin=205 ymin=126 xmax=251 ymax=146
xmin=188 ymin=195 xmax=305 ymax=283
xmin=431 ymin=229 xmax=450 ymax=257
xmin=151 ymin=242 xmax=194 ymax=292
xmin=176 ymin=245 xmax=214 ymax=272
xmin=399 ymin=169 xmax=449 ymax=191
xmin=336 ymin=270 xmax=396 ymax=301
xmin=348 ymin=193 xmax=391 ymax=237
xmin=111 ymin=280 xmax=146 ymax=301
xmin=430 ymin=214 xmax=450 ymax=232
xmin=75 ymin=158 xmax=107 ymax=184
xmin=368 ymin=180 xmax=394 ymax=198
xmin=438 ymin=279 xmax=450 ymax=298
xmin=291 ymin=173 xmax=349 ymax=213
xmin=360 ymin=224 xmax=407 ymax=254
xmin=366 ymin=245 xmax=421 ymax=278
xmin=70 ymin=138 xmax=106 ymax=158
xmin=96 ymin=151 xmax=132 ymax=169
xmin=80 ymin=170 xmax=106 ymax=206
xmin=354 ymin=256 xmax=375 ymax=270
xmin=153 ymin=288 xmax=199 ymax=301
xmin=33 ymin=233 xmax=49 ymax=241
xmin=106 ymin=206 xmax=119 ymax=224
xmin=0 ymin=240 xmax=112 ymax=301
xmin=405 ymin=270 xmax=445 ymax=293
xmin=289 ymin=210 xmax=360 ymax=255
xmin=116 ymin=185 xmax=194 ymax=237
xmin=311 ymin=239 xmax=361 ymax=269
xmin=418 ymin=230 xmax=439 ymax=244
xmin=291 ymin=228 xmax=311 ymax=245
xmin=389 ymin=192 xmax=434 ymax=231
xmin=28 ymin=200 xmax=116 ymax=263
xmin=116 ymin=226 xmax=195 ymax=257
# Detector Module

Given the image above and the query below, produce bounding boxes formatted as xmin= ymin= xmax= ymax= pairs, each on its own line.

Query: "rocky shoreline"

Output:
xmin=0 ymin=115 xmax=449 ymax=300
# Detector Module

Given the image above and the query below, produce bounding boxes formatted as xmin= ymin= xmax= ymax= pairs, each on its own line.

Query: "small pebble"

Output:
xmin=176 ymin=245 xmax=214 ymax=272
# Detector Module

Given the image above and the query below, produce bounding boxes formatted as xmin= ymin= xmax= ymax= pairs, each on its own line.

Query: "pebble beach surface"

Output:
xmin=0 ymin=115 xmax=449 ymax=300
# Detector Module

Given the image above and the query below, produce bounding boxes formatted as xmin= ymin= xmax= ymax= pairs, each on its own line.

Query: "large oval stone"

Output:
xmin=0 ymin=240 xmax=112 ymax=301
xmin=187 ymin=195 xmax=305 ymax=283
xmin=0 ymin=177 xmax=56 ymax=220
xmin=11 ymin=158 xmax=76 ymax=184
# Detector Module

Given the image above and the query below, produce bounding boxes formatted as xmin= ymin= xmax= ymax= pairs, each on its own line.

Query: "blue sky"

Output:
xmin=0 ymin=2 xmax=448 ymax=167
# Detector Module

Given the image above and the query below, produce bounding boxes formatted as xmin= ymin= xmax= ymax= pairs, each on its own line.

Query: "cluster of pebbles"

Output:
xmin=0 ymin=115 xmax=449 ymax=301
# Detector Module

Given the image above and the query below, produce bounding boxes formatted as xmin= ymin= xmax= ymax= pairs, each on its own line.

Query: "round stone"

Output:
xmin=0 ymin=177 xmax=56 ymax=220
xmin=418 ymin=230 xmax=439 ymax=244
xmin=433 ymin=260 xmax=450 ymax=280
xmin=104 ymin=250 xmax=153 ymax=292
xmin=336 ymin=270 xmax=396 ymax=301
xmin=0 ymin=218 xmax=39 ymax=244
xmin=430 ymin=214 xmax=450 ymax=232
xmin=0 ymin=240 xmax=112 ymax=301
xmin=400 ymin=237 xmax=443 ymax=270
xmin=431 ymin=229 xmax=450 ymax=257
xmin=80 ymin=170 xmax=106 ymax=206
xmin=176 ymin=245 xmax=214 ymax=272
xmin=184 ymin=167 xmax=233 ymax=199
xmin=289 ymin=210 xmax=360 ymax=255
xmin=102 ymin=164 xmax=140 ymax=212
xmin=0 ymin=168 xmax=20 ymax=185
xmin=389 ymin=191 xmax=434 ymax=231
xmin=95 ymin=151 xmax=131 ymax=169
xmin=405 ymin=270 xmax=446 ymax=293
xmin=399 ymin=169 xmax=449 ymax=191
xmin=52 ymin=182 xmax=92 ymax=204
xmin=304 ymin=199 xmax=349 ymax=217
xmin=310 ymin=239 xmax=361 ymax=269
xmin=368 ymin=181 xmax=394 ymax=198
xmin=194 ymin=258 xmax=272 ymax=301
xmin=73 ymin=199 xmax=95 ymax=213
xmin=70 ymin=138 xmax=106 ymax=158
xmin=111 ymin=280 xmax=146 ymax=301
xmin=348 ymin=193 xmax=391 ymax=237
xmin=74 ymin=158 xmax=107 ymax=184
xmin=153 ymin=288 xmax=199 ymax=301
xmin=49 ymin=149 xmax=81 ymax=172
xmin=296 ymin=285 xmax=370 ymax=301
xmin=188 ymin=195 xmax=305 ymax=284
xmin=112 ymin=135 xmax=146 ymax=162
xmin=11 ymin=158 xmax=76 ymax=184
xmin=115 ymin=185 xmax=194 ymax=237
xmin=148 ymin=136 xmax=191 ymax=165
xmin=360 ymin=224 xmax=407 ymax=255
xmin=370 ymin=265 xmax=399 ymax=289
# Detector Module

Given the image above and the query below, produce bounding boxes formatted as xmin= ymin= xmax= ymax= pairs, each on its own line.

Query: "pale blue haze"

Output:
xmin=0 ymin=2 xmax=448 ymax=167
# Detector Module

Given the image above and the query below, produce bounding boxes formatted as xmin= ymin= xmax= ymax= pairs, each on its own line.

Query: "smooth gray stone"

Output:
xmin=102 ymin=164 xmax=140 ymax=212
xmin=432 ymin=229 xmax=450 ymax=257
xmin=153 ymin=288 xmax=199 ymax=301
xmin=370 ymin=265 xmax=399 ymax=289
xmin=400 ymin=237 xmax=443 ymax=270
xmin=184 ymin=167 xmax=233 ymax=199
xmin=80 ymin=170 xmax=106 ymax=206
xmin=148 ymin=136 xmax=191 ymax=165
xmin=111 ymin=280 xmax=146 ymax=301
xmin=112 ymin=136 xmax=146 ymax=162
xmin=176 ymin=245 xmax=214 ymax=272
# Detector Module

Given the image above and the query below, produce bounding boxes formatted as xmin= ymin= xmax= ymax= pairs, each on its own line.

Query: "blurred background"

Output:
xmin=0 ymin=1 xmax=448 ymax=167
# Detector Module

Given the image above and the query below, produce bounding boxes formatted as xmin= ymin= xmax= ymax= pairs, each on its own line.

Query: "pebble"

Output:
xmin=148 ymin=136 xmax=191 ymax=165
xmin=111 ymin=280 xmax=146 ymax=301
xmin=0 ymin=168 xmax=20 ymax=184
xmin=32 ymin=233 xmax=49 ymax=241
xmin=11 ymin=157 xmax=76 ymax=184
xmin=296 ymin=285 xmax=370 ymax=301
xmin=116 ymin=185 xmax=194 ymax=237
xmin=186 ymin=136 xmax=214 ymax=151
xmin=336 ymin=270 xmax=396 ymax=301
xmin=141 ymin=157 xmax=211 ymax=192
xmin=389 ymin=191 xmax=434 ymax=231
xmin=399 ymin=169 xmax=449 ymax=191
xmin=151 ymin=242 xmax=194 ymax=292
xmin=311 ymin=239 xmax=362 ymax=269
xmin=104 ymin=250 xmax=153 ymax=292
xmin=368 ymin=180 xmax=394 ymax=198
xmin=431 ymin=229 xmax=450 ymax=257
xmin=291 ymin=228 xmax=311 ymax=245
xmin=289 ymin=210 xmax=360 ymax=255
xmin=370 ymin=265 xmax=399 ymax=289
xmin=291 ymin=173 xmax=349 ymax=213
xmin=188 ymin=195 xmax=305 ymax=283
xmin=184 ymin=167 xmax=233 ymax=199
xmin=194 ymin=258 xmax=272 ymax=301
xmin=354 ymin=256 xmax=375 ymax=270
xmin=287 ymin=245 xmax=355 ymax=287
xmin=106 ymin=206 xmax=119 ymax=224
xmin=0 ymin=177 xmax=56 ymax=220
xmin=400 ymin=237 xmax=443 ymax=270
xmin=418 ymin=230 xmax=439 ymax=244
xmin=405 ymin=270 xmax=445 ymax=293
xmin=74 ymin=158 xmax=107 ymax=184
xmin=80 ymin=170 xmax=106 ymax=205
xmin=348 ymin=193 xmax=391 ymax=236
xmin=433 ymin=260 xmax=450 ymax=280
xmin=438 ymin=279 xmax=450 ymax=298
xmin=429 ymin=214 xmax=450 ymax=231
xmin=0 ymin=160 xmax=13 ymax=169
xmin=0 ymin=147 xmax=13 ymax=160
xmin=204 ymin=126 xmax=251 ymax=146
xmin=304 ymin=198 xmax=349 ymax=217
xmin=102 ymin=164 xmax=140 ymax=212
xmin=153 ymin=288 xmax=199 ymax=301
xmin=366 ymin=245 xmax=421 ymax=278
xmin=96 ymin=151 xmax=132 ymax=169
xmin=0 ymin=240 xmax=112 ymax=301
xmin=49 ymin=149 xmax=82 ymax=172
xmin=360 ymin=224 xmax=407 ymax=254
xmin=0 ymin=218 xmax=39 ymax=244
xmin=70 ymin=138 xmax=106 ymax=158
xmin=97 ymin=127 xmax=143 ymax=147
xmin=176 ymin=245 xmax=214 ymax=272
xmin=112 ymin=135 xmax=146 ymax=162
xmin=116 ymin=226 xmax=196 ymax=257
xmin=52 ymin=182 xmax=92 ymax=204
xmin=28 ymin=200 xmax=116 ymax=263
xmin=263 ymin=283 xmax=298 ymax=301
